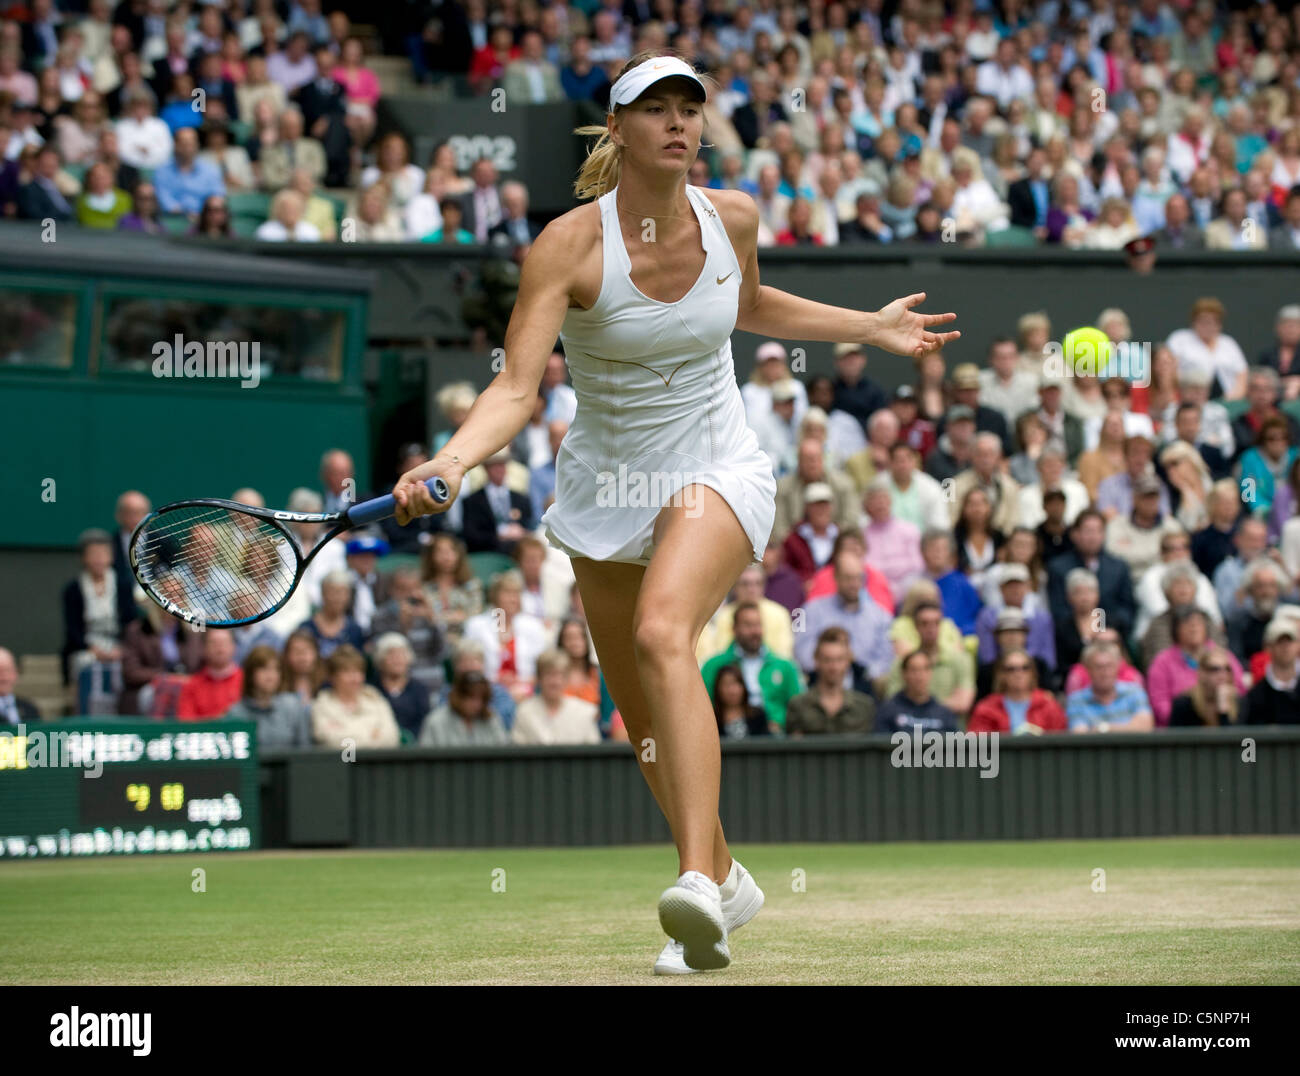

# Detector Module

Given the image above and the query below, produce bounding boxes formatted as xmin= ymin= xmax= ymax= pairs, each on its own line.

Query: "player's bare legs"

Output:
xmin=569 ymin=556 xmax=734 ymax=883
xmin=638 ymin=483 xmax=756 ymax=879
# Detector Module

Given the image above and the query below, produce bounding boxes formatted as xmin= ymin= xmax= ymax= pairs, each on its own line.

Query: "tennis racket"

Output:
xmin=129 ymin=478 xmax=450 ymax=628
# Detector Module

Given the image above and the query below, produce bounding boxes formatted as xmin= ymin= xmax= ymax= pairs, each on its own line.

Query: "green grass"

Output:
xmin=2 ymin=838 xmax=1298 ymax=984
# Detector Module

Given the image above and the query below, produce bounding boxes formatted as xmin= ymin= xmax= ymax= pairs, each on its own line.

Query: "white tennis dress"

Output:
xmin=540 ymin=183 xmax=778 ymax=567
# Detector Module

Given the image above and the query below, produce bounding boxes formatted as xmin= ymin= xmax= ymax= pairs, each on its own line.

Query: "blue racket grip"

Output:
xmin=346 ymin=476 xmax=450 ymax=527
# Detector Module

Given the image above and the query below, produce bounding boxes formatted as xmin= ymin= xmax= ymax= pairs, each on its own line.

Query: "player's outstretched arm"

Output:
xmin=728 ymin=195 xmax=960 ymax=357
xmin=392 ymin=220 xmax=579 ymax=524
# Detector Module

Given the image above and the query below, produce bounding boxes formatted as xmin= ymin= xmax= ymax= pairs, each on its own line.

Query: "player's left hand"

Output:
xmin=872 ymin=292 xmax=960 ymax=358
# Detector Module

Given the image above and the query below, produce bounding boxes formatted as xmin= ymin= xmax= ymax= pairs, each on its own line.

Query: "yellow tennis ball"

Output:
xmin=1062 ymin=326 xmax=1112 ymax=375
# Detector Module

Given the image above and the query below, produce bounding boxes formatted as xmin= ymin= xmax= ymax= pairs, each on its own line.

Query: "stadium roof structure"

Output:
xmin=0 ymin=222 xmax=375 ymax=295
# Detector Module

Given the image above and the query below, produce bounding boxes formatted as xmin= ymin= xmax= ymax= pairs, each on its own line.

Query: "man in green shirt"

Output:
xmin=700 ymin=601 xmax=804 ymax=731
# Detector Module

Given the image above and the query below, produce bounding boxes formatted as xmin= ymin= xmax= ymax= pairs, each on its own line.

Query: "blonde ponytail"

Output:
xmin=572 ymin=121 xmax=623 ymax=201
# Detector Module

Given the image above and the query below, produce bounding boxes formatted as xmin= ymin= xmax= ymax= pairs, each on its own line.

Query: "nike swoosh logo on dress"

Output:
xmin=716 ymin=272 xmax=733 ymax=284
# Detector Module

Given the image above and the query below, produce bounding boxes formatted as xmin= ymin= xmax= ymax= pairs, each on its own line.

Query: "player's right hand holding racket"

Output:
xmin=392 ymin=457 xmax=463 ymax=525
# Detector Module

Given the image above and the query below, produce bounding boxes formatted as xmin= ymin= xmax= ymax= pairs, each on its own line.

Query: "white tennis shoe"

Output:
xmin=654 ymin=859 xmax=764 ymax=975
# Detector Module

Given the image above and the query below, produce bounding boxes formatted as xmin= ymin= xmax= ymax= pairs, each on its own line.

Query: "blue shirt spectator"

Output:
xmin=154 ymin=129 xmax=225 ymax=215
xmin=796 ymin=586 xmax=895 ymax=681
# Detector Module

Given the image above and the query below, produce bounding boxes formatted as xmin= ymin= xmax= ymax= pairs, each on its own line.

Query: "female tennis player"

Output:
xmin=391 ymin=50 xmax=959 ymax=975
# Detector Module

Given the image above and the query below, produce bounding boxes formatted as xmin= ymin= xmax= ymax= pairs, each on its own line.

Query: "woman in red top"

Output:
xmin=968 ymin=649 xmax=1066 ymax=734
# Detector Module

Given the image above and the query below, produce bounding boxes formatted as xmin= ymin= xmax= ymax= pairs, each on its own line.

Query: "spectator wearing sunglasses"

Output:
xmin=968 ymin=649 xmax=1066 ymax=734
xmin=1169 ymin=647 xmax=1242 ymax=726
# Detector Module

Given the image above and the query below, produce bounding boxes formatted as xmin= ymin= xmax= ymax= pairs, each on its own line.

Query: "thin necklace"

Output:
xmin=615 ymin=204 xmax=699 ymax=224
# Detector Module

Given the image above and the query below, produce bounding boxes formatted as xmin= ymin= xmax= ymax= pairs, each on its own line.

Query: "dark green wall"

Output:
xmin=259 ymin=728 xmax=1300 ymax=848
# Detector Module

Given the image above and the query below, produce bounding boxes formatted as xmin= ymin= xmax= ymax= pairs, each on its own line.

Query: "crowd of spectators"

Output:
xmin=5 ymin=1 xmax=1300 ymax=254
xmin=4 ymin=298 xmax=1298 ymax=744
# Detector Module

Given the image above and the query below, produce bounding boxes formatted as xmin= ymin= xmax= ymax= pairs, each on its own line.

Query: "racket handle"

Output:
xmin=346 ymin=476 xmax=451 ymax=527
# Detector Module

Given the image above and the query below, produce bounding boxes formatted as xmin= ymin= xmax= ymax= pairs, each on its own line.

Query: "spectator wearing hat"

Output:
xmin=1097 ymin=435 xmax=1171 ymax=521
xmin=1245 ymin=619 xmax=1300 ymax=724
xmin=975 ymin=607 xmax=1056 ymax=698
xmin=701 ymin=602 xmax=805 ymax=732
xmin=890 ymin=384 xmax=937 ymax=461
xmin=978 ymin=338 xmax=1041 ymax=430
xmin=419 ymin=669 xmax=510 ymax=746
xmin=1018 ymin=378 xmax=1085 ymax=466
xmin=344 ymin=533 xmax=389 ymax=635
xmin=795 ymin=552 xmax=895 ymax=685
xmin=1066 ymin=641 xmax=1155 ymax=733
xmin=969 ymin=649 xmax=1067 ymax=735
xmin=1105 ymin=474 xmax=1187 ymax=586
xmin=829 ymin=342 xmax=888 ymax=432
xmin=462 ymin=448 xmax=535 ymax=556
xmin=772 ymin=438 xmax=860 ymax=543
xmin=1257 ymin=304 xmax=1300 ymax=398
xmin=1146 ymin=607 xmax=1246 ymax=726
xmin=882 ymin=601 xmax=974 ymax=718
xmin=1047 ymin=509 xmax=1137 ymax=638
xmin=938 ymin=362 xmax=1013 ymax=457
xmin=780 ymin=481 xmax=839 ymax=583
xmin=949 ymin=431 xmax=1021 ymax=535
xmin=753 ymin=378 xmax=802 ymax=478
xmin=1123 ymin=234 xmax=1157 ymax=274
xmin=1165 ymin=297 xmax=1249 ymax=401
xmin=874 ymin=649 xmax=959 ymax=734
xmin=974 ymin=563 xmax=1056 ymax=664
xmin=743 ymin=341 xmax=808 ymax=430
xmin=924 ymin=404 xmax=977 ymax=485
xmin=783 ymin=627 xmax=877 ymax=736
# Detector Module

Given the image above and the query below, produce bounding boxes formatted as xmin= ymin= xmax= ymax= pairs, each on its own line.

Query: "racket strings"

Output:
xmin=133 ymin=505 xmax=298 ymax=624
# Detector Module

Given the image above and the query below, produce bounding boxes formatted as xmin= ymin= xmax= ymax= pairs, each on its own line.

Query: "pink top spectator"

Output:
xmin=863 ymin=518 xmax=923 ymax=603
xmin=1144 ymin=646 xmax=1246 ymax=727
xmin=335 ymin=67 xmax=381 ymax=107
xmin=805 ymin=557 xmax=895 ymax=615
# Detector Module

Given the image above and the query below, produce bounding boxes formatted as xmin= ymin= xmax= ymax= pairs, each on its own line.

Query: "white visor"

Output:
xmin=608 ymin=56 xmax=706 ymax=111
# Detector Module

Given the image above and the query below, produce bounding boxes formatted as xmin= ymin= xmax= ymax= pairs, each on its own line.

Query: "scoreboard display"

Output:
xmin=0 ymin=719 xmax=259 ymax=858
